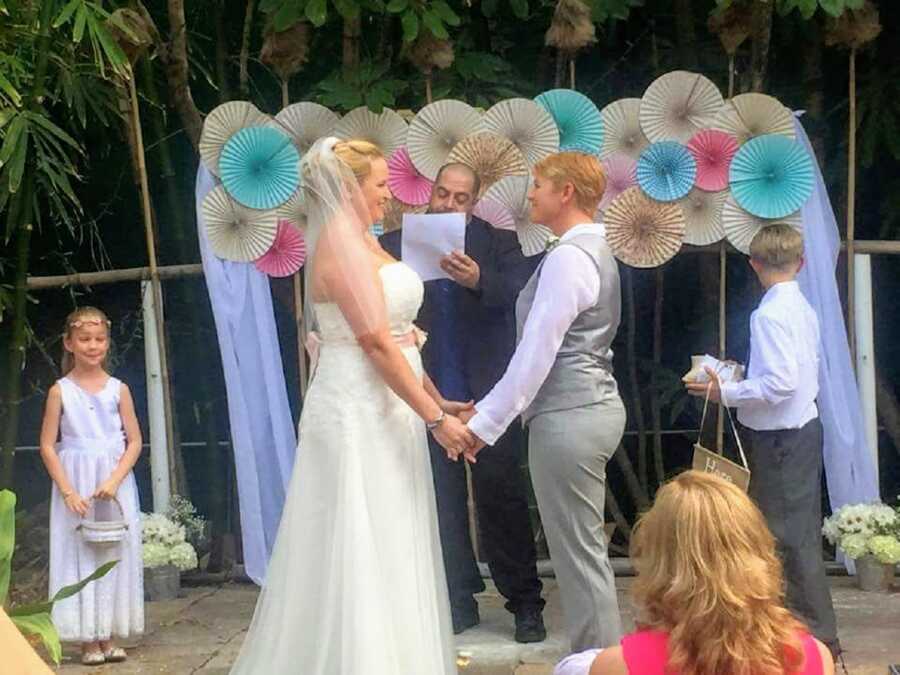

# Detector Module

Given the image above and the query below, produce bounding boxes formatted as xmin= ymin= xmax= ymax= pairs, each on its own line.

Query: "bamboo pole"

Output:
xmin=127 ymin=67 xmax=179 ymax=496
xmin=569 ymin=58 xmax=575 ymax=89
xmin=281 ymin=81 xmax=310 ymax=396
xmin=27 ymin=263 xmax=202 ymax=290
xmin=847 ymin=47 xmax=857 ymax=362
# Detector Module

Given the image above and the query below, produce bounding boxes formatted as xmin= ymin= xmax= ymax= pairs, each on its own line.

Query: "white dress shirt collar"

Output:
xmin=559 ymin=222 xmax=605 ymax=242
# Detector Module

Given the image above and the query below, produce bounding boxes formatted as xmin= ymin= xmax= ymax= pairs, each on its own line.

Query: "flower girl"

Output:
xmin=38 ymin=307 xmax=144 ymax=665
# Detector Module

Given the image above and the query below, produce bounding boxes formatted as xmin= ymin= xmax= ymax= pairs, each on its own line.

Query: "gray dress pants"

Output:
xmin=527 ymin=397 xmax=626 ymax=652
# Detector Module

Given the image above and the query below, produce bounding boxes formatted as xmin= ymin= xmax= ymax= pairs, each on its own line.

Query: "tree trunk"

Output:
xmin=674 ymin=0 xmax=698 ymax=70
xmin=215 ymin=0 xmax=232 ymax=103
xmin=0 ymin=0 xmax=56 ymax=489
xmin=342 ymin=16 xmax=361 ymax=77
xmin=803 ymin=23 xmax=826 ymax=163
xmin=746 ymin=0 xmax=773 ymax=93
xmin=164 ymin=0 xmax=204 ymax=149
xmin=239 ymin=0 xmax=255 ymax=98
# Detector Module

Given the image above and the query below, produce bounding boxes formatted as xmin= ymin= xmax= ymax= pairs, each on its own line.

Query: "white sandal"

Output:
xmin=81 ymin=651 xmax=106 ymax=666
xmin=104 ymin=646 xmax=128 ymax=662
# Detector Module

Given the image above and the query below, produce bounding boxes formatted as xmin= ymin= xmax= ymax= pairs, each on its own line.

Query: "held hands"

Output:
xmin=440 ymin=250 xmax=480 ymax=289
xmin=63 ymin=492 xmax=91 ymax=517
xmin=441 ymin=398 xmax=475 ymax=417
xmin=685 ymin=366 xmax=722 ymax=404
xmin=432 ymin=414 xmax=477 ymax=462
xmin=94 ymin=476 xmax=122 ymax=501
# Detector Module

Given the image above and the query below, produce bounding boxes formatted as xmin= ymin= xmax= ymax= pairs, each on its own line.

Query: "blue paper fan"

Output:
xmin=636 ymin=141 xmax=697 ymax=202
xmin=534 ymin=89 xmax=603 ymax=154
xmin=219 ymin=126 xmax=300 ymax=210
xmin=729 ymin=134 xmax=814 ymax=219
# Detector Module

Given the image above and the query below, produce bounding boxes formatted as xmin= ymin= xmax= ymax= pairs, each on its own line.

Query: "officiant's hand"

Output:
xmin=686 ymin=366 xmax=722 ymax=404
xmin=440 ymin=250 xmax=480 ymax=289
xmin=432 ymin=414 xmax=477 ymax=461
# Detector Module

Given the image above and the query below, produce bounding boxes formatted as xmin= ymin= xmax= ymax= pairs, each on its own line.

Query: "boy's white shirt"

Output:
xmin=720 ymin=280 xmax=820 ymax=431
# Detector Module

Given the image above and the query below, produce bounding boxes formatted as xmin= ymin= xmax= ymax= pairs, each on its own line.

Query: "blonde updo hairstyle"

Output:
xmin=630 ymin=470 xmax=806 ymax=675
xmin=331 ymin=139 xmax=384 ymax=184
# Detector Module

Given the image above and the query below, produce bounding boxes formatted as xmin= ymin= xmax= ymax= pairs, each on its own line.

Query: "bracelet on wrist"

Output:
xmin=426 ymin=411 xmax=446 ymax=430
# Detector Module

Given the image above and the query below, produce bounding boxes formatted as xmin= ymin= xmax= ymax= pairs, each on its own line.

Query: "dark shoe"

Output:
xmin=514 ymin=607 xmax=546 ymax=643
xmin=452 ymin=603 xmax=480 ymax=635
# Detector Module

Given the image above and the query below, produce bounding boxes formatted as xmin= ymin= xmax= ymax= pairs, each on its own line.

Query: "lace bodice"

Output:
xmin=312 ymin=262 xmax=423 ymax=342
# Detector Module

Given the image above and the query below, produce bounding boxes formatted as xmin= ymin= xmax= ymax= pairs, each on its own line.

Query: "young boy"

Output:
xmin=686 ymin=223 xmax=840 ymax=658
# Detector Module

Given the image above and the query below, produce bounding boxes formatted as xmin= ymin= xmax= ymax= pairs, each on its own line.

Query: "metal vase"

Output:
xmin=856 ymin=554 xmax=896 ymax=592
xmin=144 ymin=563 xmax=181 ymax=601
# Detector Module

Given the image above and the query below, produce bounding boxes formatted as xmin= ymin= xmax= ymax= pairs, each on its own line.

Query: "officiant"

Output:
xmin=380 ymin=163 xmax=546 ymax=643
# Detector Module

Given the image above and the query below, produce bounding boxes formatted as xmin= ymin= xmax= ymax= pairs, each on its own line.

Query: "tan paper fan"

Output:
xmin=334 ymin=106 xmax=408 ymax=156
xmin=408 ymin=100 xmax=483 ymax=179
xmin=605 ymin=187 xmax=685 ymax=267
xmin=272 ymin=102 xmax=340 ymax=154
xmin=446 ymin=132 xmax=528 ymax=198
xmin=382 ymin=198 xmax=427 ymax=233
xmin=482 ymin=98 xmax=560 ymax=166
xmin=202 ymin=186 xmax=279 ymax=262
xmin=639 ymin=71 xmax=725 ymax=143
xmin=599 ymin=98 xmax=649 ymax=160
xmin=722 ymin=195 xmax=802 ymax=254
xmin=483 ymin=175 xmax=551 ymax=256
xmin=276 ymin=189 xmax=306 ymax=230
xmin=680 ymin=188 xmax=727 ymax=246
xmin=200 ymin=101 xmax=270 ymax=177
xmin=712 ymin=93 xmax=795 ymax=145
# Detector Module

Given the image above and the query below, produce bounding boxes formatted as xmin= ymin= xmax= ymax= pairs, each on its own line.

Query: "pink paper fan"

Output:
xmin=598 ymin=153 xmax=638 ymax=214
xmin=687 ymin=129 xmax=739 ymax=192
xmin=255 ymin=220 xmax=306 ymax=277
xmin=388 ymin=147 xmax=434 ymax=206
xmin=474 ymin=197 xmax=516 ymax=231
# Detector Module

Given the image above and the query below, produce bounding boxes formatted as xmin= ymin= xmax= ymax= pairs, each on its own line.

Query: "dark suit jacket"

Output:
xmin=380 ymin=215 xmax=542 ymax=400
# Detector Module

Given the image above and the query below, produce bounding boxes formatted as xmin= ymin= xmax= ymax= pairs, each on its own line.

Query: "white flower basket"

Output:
xmin=76 ymin=497 xmax=129 ymax=547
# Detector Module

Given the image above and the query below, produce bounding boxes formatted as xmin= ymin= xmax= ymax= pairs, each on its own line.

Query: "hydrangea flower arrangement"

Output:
xmin=822 ymin=500 xmax=900 ymax=565
xmin=141 ymin=512 xmax=199 ymax=572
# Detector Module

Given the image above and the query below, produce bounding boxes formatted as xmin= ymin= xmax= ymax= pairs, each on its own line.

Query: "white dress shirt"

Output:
xmin=468 ymin=223 xmax=603 ymax=446
xmin=720 ymin=281 xmax=819 ymax=431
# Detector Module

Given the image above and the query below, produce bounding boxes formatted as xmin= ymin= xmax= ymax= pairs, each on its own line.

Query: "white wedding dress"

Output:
xmin=231 ymin=262 xmax=456 ymax=675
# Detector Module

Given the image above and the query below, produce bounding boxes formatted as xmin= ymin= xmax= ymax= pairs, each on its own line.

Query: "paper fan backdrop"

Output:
xmin=382 ymin=198 xmax=426 ymax=233
xmin=219 ymin=126 xmax=300 ymax=210
xmin=680 ymin=188 xmax=727 ymax=246
xmin=599 ymin=98 xmax=649 ymax=160
xmin=474 ymin=197 xmax=516 ymax=231
xmin=334 ymin=106 xmax=408 ymax=156
xmin=482 ymin=98 xmax=560 ymax=166
xmin=636 ymin=141 xmax=697 ymax=202
xmin=200 ymin=101 xmax=270 ymax=177
xmin=388 ymin=147 xmax=434 ymax=205
xmin=729 ymin=134 xmax=813 ymax=219
xmin=255 ymin=220 xmax=306 ymax=277
xmin=407 ymin=100 xmax=483 ymax=179
xmin=276 ymin=189 xmax=306 ymax=230
xmin=534 ymin=89 xmax=603 ymax=154
xmin=483 ymin=175 xmax=552 ymax=256
xmin=272 ymin=102 xmax=340 ymax=153
xmin=446 ymin=132 xmax=528 ymax=197
xmin=202 ymin=186 xmax=278 ymax=262
xmin=605 ymin=187 xmax=685 ymax=268
xmin=687 ymin=129 xmax=739 ymax=192
xmin=598 ymin=153 xmax=637 ymax=214
xmin=639 ymin=71 xmax=724 ymax=143
xmin=713 ymin=93 xmax=795 ymax=145
xmin=722 ymin=195 xmax=802 ymax=254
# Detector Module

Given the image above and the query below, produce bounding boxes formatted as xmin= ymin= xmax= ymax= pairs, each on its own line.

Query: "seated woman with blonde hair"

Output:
xmin=557 ymin=470 xmax=833 ymax=675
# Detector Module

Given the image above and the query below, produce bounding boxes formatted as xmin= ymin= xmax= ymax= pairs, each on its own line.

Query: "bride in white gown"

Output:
xmin=230 ymin=138 xmax=475 ymax=674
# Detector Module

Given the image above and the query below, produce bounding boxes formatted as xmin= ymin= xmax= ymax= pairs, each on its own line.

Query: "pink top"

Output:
xmin=621 ymin=629 xmax=824 ymax=675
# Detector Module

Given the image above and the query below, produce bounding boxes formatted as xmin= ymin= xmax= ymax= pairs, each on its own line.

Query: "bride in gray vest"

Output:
xmin=462 ymin=151 xmax=625 ymax=653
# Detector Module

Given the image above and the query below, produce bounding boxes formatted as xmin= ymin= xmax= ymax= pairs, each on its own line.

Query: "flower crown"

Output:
xmin=69 ymin=318 xmax=111 ymax=329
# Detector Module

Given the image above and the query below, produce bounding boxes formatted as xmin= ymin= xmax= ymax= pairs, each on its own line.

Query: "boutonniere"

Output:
xmin=544 ymin=235 xmax=560 ymax=252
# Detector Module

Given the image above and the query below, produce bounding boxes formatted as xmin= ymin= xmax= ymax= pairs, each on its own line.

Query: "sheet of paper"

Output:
xmin=400 ymin=212 xmax=467 ymax=282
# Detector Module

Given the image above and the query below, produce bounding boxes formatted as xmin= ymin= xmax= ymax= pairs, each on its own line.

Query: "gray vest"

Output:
xmin=517 ymin=231 xmax=621 ymax=423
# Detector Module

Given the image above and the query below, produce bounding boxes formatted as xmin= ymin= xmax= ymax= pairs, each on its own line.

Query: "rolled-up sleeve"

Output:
xmin=468 ymin=246 xmax=599 ymax=445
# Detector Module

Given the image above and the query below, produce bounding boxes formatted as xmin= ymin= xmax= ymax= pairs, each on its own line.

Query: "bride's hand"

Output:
xmin=432 ymin=414 xmax=476 ymax=462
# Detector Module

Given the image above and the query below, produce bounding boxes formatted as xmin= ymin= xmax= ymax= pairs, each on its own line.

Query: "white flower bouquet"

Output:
xmin=822 ymin=501 xmax=900 ymax=565
xmin=141 ymin=512 xmax=199 ymax=572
